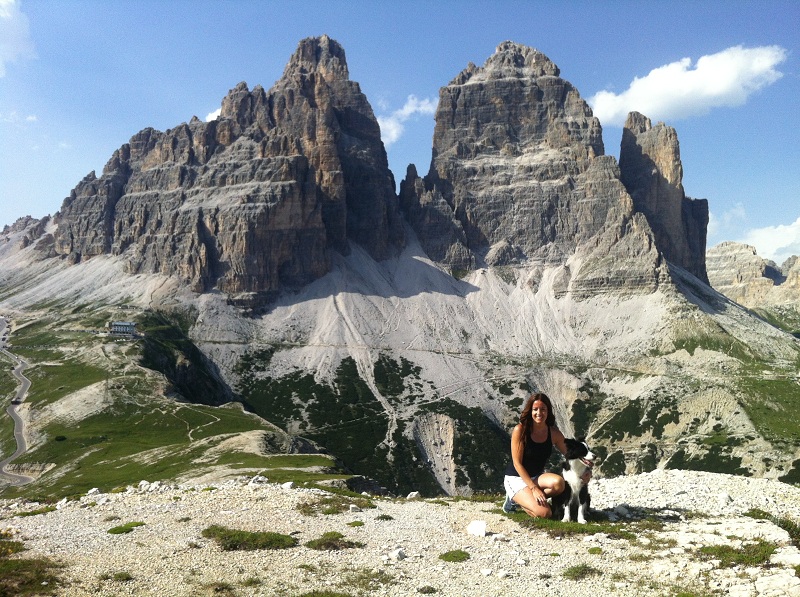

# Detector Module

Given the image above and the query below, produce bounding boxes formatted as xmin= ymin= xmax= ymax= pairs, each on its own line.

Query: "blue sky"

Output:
xmin=1 ymin=0 xmax=798 ymax=264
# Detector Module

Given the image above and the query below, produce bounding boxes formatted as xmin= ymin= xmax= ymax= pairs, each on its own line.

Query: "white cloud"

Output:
xmin=0 ymin=0 xmax=35 ymax=77
xmin=589 ymin=45 xmax=787 ymax=127
xmin=377 ymin=95 xmax=436 ymax=147
xmin=205 ymin=108 xmax=221 ymax=122
xmin=740 ymin=217 xmax=800 ymax=265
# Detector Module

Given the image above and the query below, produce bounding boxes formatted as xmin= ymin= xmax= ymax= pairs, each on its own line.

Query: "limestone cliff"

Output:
xmin=619 ymin=112 xmax=709 ymax=283
xmin=53 ymin=35 xmax=403 ymax=303
xmin=400 ymin=42 xmax=669 ymax=296
xmin=707 ymin=241 xmax=800 ymax=308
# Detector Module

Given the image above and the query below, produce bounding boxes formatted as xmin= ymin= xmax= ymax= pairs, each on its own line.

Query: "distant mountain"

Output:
xmin=1 ymin=37 xmax=798 ymax=497
xmin=707 ymin=240 xmax=800 ymax=333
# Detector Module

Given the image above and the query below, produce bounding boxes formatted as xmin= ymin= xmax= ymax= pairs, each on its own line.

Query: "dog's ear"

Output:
xmin=577 ymin=436 xmax=586 ymax=443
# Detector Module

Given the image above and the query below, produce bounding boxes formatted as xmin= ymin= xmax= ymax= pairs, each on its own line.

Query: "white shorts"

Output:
xmin=504 ymin=474 xmax=540 ymax=499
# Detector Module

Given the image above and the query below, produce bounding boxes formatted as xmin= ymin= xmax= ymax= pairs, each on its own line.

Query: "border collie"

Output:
xmin=552 ymin=438 xmax=597 ymax=524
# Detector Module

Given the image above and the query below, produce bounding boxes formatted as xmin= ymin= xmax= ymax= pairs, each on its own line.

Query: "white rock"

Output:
xmin=490 ymin=533 xmax=509 ymax=542
xmin=467 ymin=520 xmax=487 ymax=537
xmin=281 ymin=481 xmax=294 ymax=490
xmin=138 ymin=480 xmax=150 ymax=491
xmin=406 ymin=491 xmax=421 ymax=500
xmin=480 ymin=568 xmax=492 ymax=576
xmin=515 ymin=558 xmax=528 ymax=566
xmin=86 ymin=488 xmax=101 ymax=496
xmin=496 ymin=570 xmax=509 ymax=579
xmin=771 ymin=546 xmax=800 ymax=567
xmin=389 ymin=548 xmax=406 ymax=561
xmin=349 ymin=504 xmax=362 ymax=513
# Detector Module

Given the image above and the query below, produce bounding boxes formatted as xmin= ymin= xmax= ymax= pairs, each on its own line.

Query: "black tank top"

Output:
xmin=505 ymin=426 xmax=552 ymax=477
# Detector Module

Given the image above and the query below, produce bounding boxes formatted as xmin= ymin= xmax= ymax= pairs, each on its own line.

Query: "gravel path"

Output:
xmin=2 ymin=469 xmax=800 ymax=596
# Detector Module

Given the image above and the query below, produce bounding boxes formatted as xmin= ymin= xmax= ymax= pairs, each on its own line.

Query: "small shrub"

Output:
xmin=0 ymin=541 xmax=24 ymax=557
xmin=563 ymin=564 xmax=601 ymax=580
xmin=103 ymin=515 xmax=120 ymax=522
xmin=241 ymin=576 xmax=262 ymax=586
xmin=304 ymin=531 xmax=364 ymax=551
xmin=18 ymin=506 xmax=57 ymax=517
xmin=345 ymin=567 xmax=394 ymax=591
xmin=296 ymin=494 xmax=375 ymax=516
xmin=587 ymin=547 xmax=603 ymax=554
xmin=347 ymin=521 xmax=364 ymax=527
xmin=177 ymin=516 xmax=191 ymax=522
xmin=438 ymin=549 xmax=470 ymax=563
xmin=418 ymin=587 xmax=437 ymax=595
xmin=107 ymin=521 xmax=145 ymax=534
xmin=112 ymin=571 xmax=133 ymax=582
xmin=201 ymin=525 xmax=298 ymax=551
xmin=375 ymin=514 xmax=394 ymax=521
xmin=699 ymin=540 xmax=777 ymax=567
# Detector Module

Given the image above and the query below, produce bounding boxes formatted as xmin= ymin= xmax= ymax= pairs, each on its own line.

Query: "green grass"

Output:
xmin=0 ymin=529 xmax=63 ymax=595
xmin=698 ymin=540 xmax=777 ymax=567
xmin=107 ymin=521 xmax=145 ymax=534
xmin=304 ymin=531 xmax=364 ymax=551
xmin=296 ymin=494 xmax=375 ymax=516
xmin=438 ymin=549 xmax=470 ymax=562
xmin=3 ymin=400 xmax=281 ymax=500
xmin=562 ymin=563 xmax=601 ymax=580
xmin=737 ymin=377 xmax=800 ymax=444
xmin=201 ymin=525 xmax=298 ymax=551
xmin=17 ymin=505 xmax=57 ymax=517
xmin=344 ymin=567 xmax=394 ymax=591
xmin=24 ymin=360 xmax=107 ymax=408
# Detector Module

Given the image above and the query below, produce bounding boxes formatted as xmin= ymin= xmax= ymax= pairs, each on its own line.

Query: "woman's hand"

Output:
xmin=529 ymin=484 xmax=547 ymax=506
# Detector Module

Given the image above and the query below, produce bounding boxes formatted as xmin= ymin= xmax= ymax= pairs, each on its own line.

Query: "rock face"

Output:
xmin=619 ymin=112 xmax=709 ymax=283
xmin=400 ymin=42 xmax=670 ymax=296
xmin=53 ymin=35 xmax=403 ymax=303
xmin=706 ymin=241 xmax=800 ymax=308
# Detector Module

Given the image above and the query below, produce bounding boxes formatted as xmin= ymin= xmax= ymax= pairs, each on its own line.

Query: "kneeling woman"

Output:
xmin=503 ymin=393 xmax=575 ymax=518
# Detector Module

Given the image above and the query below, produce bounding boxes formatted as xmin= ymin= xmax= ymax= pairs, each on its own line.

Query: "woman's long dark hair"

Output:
xmin=519 ymin=393 xmax=556 ymax=448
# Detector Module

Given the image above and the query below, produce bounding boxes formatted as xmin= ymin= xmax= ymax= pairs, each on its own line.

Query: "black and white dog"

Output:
xmin=552 ymin=438 xmax=597 ymax=524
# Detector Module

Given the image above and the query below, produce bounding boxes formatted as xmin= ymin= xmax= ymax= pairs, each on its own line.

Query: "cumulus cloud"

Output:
xmin=205 ymin=108 xmax=221 ymax=122
xmin=0 ymin=0 xmax=35 ymax=77
xmin=589 ymin=45 xmax=787 ymax=127
xmin=740 ymin=217 xmax=800 ymax=266
xmin=377 ymin=95 xmax=436 ymax=147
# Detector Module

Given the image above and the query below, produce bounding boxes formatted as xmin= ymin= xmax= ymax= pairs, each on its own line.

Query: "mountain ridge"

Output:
xmin=1 ymin=37 xmax=799 ymax=498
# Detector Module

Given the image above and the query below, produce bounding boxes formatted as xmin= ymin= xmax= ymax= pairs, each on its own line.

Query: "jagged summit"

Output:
xmin=52 ymin=35 xmax=402 ymax=305
xmin=619 ymin=111 xmax=709 ymax=282
xmin=452 ymin=41 xmax=561 ymax=85
xmin=283 ymin=34 xmax=350 ymax=81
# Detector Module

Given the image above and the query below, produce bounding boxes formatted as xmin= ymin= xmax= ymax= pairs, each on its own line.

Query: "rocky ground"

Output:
xmin=2 ymin=470 xmax=800 ymax=596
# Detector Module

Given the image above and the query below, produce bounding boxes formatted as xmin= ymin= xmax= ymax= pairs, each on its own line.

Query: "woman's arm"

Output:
xmin=551 ymin=426 xmax=567 ymax=455
xmin=510 ymin=424 xmax=538 ymax=489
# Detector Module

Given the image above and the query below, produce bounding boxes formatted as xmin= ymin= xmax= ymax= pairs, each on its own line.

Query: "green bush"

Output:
xmin=438 ymin=549 xmax=470 ymax=562
xmin=201 ymin=525 xmax=298 ymax=551
xmin=304 ymin=532 xmax=364 ymax=551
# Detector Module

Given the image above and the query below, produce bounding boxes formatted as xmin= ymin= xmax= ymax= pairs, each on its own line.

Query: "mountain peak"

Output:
xmin=283 ymin=35 xmax=349 ymax=82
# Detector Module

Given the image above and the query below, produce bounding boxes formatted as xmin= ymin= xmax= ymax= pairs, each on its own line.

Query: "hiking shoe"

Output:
xmin=502 ymin=495 xmax=518 ymax=513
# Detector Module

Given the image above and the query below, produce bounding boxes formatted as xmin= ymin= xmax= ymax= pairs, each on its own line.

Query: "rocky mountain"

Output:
xmin=1 ymin=37 xmax=799 ymax=499
xmin=707 ymin=241 xmax=800 ymax=332
xmin=619 ymin=112 xmax=709 ymax=283
xmin=52 ymin=35 xmax=403 ymax=305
